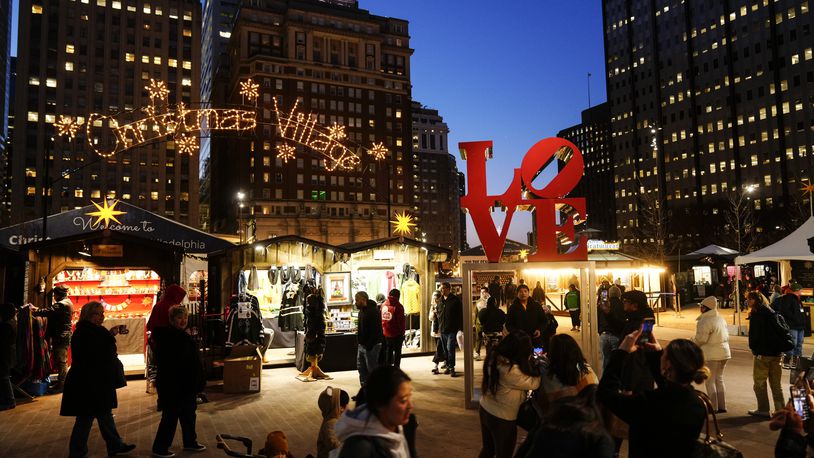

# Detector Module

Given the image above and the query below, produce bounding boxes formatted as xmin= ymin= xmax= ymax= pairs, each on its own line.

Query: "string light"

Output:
xmin=391 ymin=211 xmax=417 ymax=236
xmin=369 ymin=142 xmax=388 ymax=161
xmin=55 ymin=115 xmax=80 ymax=140
xmin=147 ymin=78 xmax=170 ymax=103
xmin=327 ymin=123 xmax=347 ymax=141
xmin=176 ymin=134 xmax=199 ymax=155
xmin=239 ymin=78 xmax=260 ymax=103
xmin=276 ymin=143 xmax=296 ymax=163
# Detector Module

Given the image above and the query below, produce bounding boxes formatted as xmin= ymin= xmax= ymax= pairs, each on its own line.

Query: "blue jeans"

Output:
xmin=0 ymin=375 xmax=14 ymax=408
xmin=69 ymin=411 xmax=126 ymax=457
xmin=441 ymin=332 xmax=457 ymax=371
xmin=790 ymin=329 xmax=805 ymax=356
xmin=600 ymin=333 xmax=620 ymax=371
xmin=357 ymin=343 xmax=381 ymax=385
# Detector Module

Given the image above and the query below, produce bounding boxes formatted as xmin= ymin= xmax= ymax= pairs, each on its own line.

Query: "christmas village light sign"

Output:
xmin=459 ymin=138 xmax=588 ymax=263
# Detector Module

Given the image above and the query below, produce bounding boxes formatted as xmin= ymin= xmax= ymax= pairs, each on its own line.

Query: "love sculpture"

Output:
xmin=459 ymin=138 xmax=588 ymax=263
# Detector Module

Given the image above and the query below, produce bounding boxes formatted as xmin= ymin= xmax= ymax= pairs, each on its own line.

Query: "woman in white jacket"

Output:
xmin=693 ymin=296 xmax=731 ymax=413
xmin=479 ymin=331 xmax=541 ymax=458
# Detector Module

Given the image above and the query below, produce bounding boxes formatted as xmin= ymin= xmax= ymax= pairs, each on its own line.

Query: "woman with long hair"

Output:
xmin=539 ymin=334 xmax=598 ymax=408
xmin=478 ymin=331 xmax=541 ymax=458
xmin=598 ymin=328 xmax=708 ymax=458
xmin=332 ymin=366 xmax=414 ymax=457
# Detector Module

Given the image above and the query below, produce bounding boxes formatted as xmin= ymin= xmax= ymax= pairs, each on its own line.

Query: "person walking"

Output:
xmin=564 ymin=284 xmax=581 ymax=332
xmin=532 ymin=281 xmax=545 ymax=305
xmin=771 ymin=282 xmax=805 ymax=379
xmin=506 ymin=284 xmax=550 ymax=349
xmin=355 ymin=291 xmax=383 ymax=386
xmin=146 ymin=284 xmax=187 ymax=398
xmin=598 ymin=329 xmax=708 ymax=458
xmin=747 ymin=291 xmax=786 ymax=418
xmin=478 ymin=295 xmax=506 ymax=357
xmin=474 ymin=287 xmax=490 ymax=361
xmin=692 ymin=296 xmax=731 ymax=413
xmin=332 ymin=366 xmax=414 ymax=458
xmin=381 ymin=289 xmax=406 ymax=368
xmin=440 ymin=282 xmax=463 ymax=377
xmin=60 ymin=301 xmax=135 ymax=458
xmin=0 ymin=302 xmax=17 ymax=411
xmin=598 ymin=285 xmax=625 ymax=371
xmin=32 ymin=285 xmax=73 ymax=392
xmin=430 ymin=291 xmax=447 ymax=374
xmin=478 ymin=331 xmax=541 ymax=458
xmin=151 ymin=305 xmax=206 ymax=457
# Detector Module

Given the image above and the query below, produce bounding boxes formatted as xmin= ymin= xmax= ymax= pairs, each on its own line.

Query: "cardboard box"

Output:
xmin=223 ymin=345 xmax=262 ymax=394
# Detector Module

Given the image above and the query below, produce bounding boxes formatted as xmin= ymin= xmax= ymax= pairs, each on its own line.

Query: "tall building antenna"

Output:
xmin=587 ymin=72 xmax=592 ymax=108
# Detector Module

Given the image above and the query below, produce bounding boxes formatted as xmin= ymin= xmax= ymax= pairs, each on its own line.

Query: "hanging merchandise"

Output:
xmin=401 ymin=278 xmax=421 ymax=315
xmin=279 ymin=282 xmax=305 ymax=332
xmin=225 ymin=292 xmax=263 ymax=347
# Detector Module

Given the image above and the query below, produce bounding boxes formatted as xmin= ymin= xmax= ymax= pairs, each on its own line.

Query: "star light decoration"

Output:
xmin=391 ymin=211 xmax=417 ymax=236
xmin=176 ymin=134 xmax=198 ymax=155
xmin=327 ymin=123 xmax=347 ymax=141
xmin=801 ymin=180 xmax=814 ymax=198
xmin=369 ymin=142 xmax=389 ymax=161
xmin=55 ymin=115 xmax=80 ymax=140
xmin=147 ymin=78 xmax=170 ymax=103
xmin=239 ymin=78 xmax=260 ymax=103
xmin=86 ymin=199 xmax=127 ymax=228
xmin=277 ymin=144 xmax=296 ymax=163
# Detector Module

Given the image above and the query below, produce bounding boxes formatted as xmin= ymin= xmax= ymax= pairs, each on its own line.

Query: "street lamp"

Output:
xmin=236 ymin=191 xmax=245 ymax=244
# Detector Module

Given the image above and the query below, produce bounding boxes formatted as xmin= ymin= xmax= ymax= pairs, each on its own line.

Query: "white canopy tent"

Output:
xmin=689 ymin=244 xmax=739 ymax=257
xmin=735 ymin=216 xmax=814 ymax=284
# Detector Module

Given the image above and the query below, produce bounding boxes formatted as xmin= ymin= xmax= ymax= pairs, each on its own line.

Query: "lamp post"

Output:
xmin=236 ymin=191 xmax=245 ymax=244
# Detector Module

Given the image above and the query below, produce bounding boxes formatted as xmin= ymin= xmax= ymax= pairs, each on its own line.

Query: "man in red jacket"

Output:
xmin=381 ymin=289 xmax=405 ymax=368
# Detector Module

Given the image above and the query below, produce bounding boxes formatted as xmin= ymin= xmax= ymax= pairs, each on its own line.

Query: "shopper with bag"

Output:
xmin=60 ymin=301 xmax=135 ymax=458
xmin=747 ymin=291 xmax=791 ymax=418
xmin=478 ymin=331 xmax=541 ymax=458
xmin=440 ymin=282 xmax=463 ymax=377
xmin=598 ymin=327 xmax=708 ymax=458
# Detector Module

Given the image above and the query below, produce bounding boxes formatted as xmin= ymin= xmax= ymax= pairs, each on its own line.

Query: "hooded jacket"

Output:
xmin=381 ymin=295 xmax=405 ymax=338
xmin=317 ymin=386 xmax=345 ymax=458
xmin=480 ymin=355 xmax=541 ymax=421
xmin=693 ymin=304 xmax=731 ymax=361
xmin=147 ymin=284 xmax=187 ymax=333
xmin=330 ymin=405 xmax=411 ymax=458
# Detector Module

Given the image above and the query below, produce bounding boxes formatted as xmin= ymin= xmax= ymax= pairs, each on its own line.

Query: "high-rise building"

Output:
xmin=558 ymin=102 xmax=615 ymax=239
xmin=209 ymin=0 xmax=414 ymax=244
xmin=411 ymin=101 xmax=460 ymax=252
xmin=0 ymin=0 xmax=11 ymax=226
xmin=11 ymin=0 xmax=201 ymax=228
xmin=0 ymin=56 xmax=13 ymax=226
xmin=603 ymin=0 xmax=814 ymax=252
xmin=458 ymin=170 xmax=468 ymax=252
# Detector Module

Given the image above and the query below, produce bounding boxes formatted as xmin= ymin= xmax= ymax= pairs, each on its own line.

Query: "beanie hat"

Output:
xmin=699 ymin=296 xmax=718 ymax=311
xmin=260 ymin=431 xmax=289 ymax=457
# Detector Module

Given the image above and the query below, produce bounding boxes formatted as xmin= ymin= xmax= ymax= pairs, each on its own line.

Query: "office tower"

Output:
xmin=558 ymin=102 xmax=615 ymax=239
xmin=603 ymin=0 xmax=814 ymax=251
xmin=12 ymin=0 xmax=201 ymax=227
xmin=209 ymin=0 xmax=414 ymax=244
xmin=411 ymin=101 xmax=461 ymax=252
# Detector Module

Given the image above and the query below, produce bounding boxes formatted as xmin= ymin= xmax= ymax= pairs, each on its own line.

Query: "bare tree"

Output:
xmin=724 ymin=188 xmax=756 ymax=254
xmin=631 ymin=182 xmax=670 ymax=264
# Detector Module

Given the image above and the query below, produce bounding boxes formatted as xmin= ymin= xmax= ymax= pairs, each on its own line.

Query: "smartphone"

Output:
xmin=791 ymin=386 xmax=810 ymax=420
xmin=601 ymin=290 xmax=608 ymax=302
xmin=533 ymin=347 xmax=544 ymax=356
xmin=637 ymin=318 xmax=655 ymax=345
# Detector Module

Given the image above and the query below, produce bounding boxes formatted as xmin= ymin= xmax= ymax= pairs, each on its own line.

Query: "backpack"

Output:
xmin=767 ymin=311 xmax=795 ymax=354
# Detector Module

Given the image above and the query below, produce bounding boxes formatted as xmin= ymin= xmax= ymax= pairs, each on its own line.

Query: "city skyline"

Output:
xmin=7 ymin=0 xmax=608 ymax=246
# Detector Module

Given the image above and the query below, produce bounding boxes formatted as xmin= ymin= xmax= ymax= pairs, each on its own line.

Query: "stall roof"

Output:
xmin=0 ymin=201 xmax=233 ymax=254
xmin=21 ymin=229 xmax=188 ymax=254
xmin=735 ymin=216 xmax=814 ymax=264
xmin=461 ymin=239 xmax=532 ymax=257
xmin=214 ymin=235 xmax=452 ymax=257
xmin=688 ymin=244 xmax=739 ymax=257
xmin=227 ymin=235 xmax=350 ymax=255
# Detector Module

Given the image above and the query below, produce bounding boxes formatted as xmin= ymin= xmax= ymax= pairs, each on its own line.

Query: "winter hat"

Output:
xmin=699 ymin=296 xmax=718 ymax=311
xmin=260 ymin=431 xmax=290 ymax=457
xmin=608 ymin=285 xmax=622 ymax=299
xmin=318 ymin=386 xmax=348 ymax=420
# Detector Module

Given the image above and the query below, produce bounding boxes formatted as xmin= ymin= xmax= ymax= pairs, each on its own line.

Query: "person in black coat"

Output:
xmin=302 ymin=292 xmax=329 ymax=380
xmin=151 ymin=305 xmax=206 ymax=456
xmin=488 ymin=276 xmax=502 ymax=308
xmin=60 ymin=301 xmax=135 ymax=458
xmin=440 ymin=282 xmax=463 ymax=377
xmin=619 ymin=290 xmax=656 ymax=394
xmin=747 ymin=291 xmax=786 ymax=416
xmin=598 ymin=328 xmax=707 ymax=458
xmin=355 ymin=291 xmax=383 ymax=386
xmin=506 ymin=284 xmax=550 ymax=349
xmin=478 ymin=296 xmax=506 ymax=355
xmin=771 ymin=284 xmax=806 ymax=360
xmin=0 ymin=302 xmax=17 ymax=411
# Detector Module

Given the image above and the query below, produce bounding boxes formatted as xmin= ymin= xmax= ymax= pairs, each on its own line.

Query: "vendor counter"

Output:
xmin=295 ymin=332 xmax=358 ymax=373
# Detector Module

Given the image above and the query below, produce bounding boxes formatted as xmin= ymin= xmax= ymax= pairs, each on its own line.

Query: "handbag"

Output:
xmin=516 ymin=392 xmax=541 ymax=431
xmin=692 ymin=391 xmax=743 ymax=458
xmin=113 ymin=357 xmax=127 ymax=389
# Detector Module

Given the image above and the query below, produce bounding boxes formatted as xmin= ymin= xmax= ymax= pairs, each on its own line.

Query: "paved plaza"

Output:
xmin=1 ymin=311 xmax=811 ymax=458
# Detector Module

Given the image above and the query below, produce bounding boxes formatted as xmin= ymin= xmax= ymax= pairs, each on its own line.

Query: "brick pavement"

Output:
xmin=0 ymin=321 xmax=799 ymax=458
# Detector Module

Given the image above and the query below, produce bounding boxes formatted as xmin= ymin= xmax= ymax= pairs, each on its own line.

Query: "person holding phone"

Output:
xmin=506 ymin=284 xmax=550 ymax=349
xmin=770 ymin=379 xmax=814 ymax=456
xmin=598 ymin=326 xmax=708 ymax=458
xmin=619 ymin=290 xmax=656 ymax=394
xmin=692 ymin=296 xmax=731 ymax=413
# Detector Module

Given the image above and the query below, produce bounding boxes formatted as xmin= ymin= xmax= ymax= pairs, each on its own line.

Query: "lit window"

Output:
xmin=219 ymin=31 xmax=231 ymax=39
xmin=112 ymin=1 xmax=121 ymax=9
xmin=142 ymin=55 xmax=149 ymax=64
xmin=66 ymin=44 xmax=75 ymax=54
xmin=127 ymin=5 xmax=135 ymax=12
xmin=28 ymin=77 xmax=40 ymax=86
xmin=181 ymin=78 xmax=191 ymax=86
xmin=96 ymin=0 xmax=106 ymax=6
xmin=182 ymin=61 xmax=192 ymax=70
xmin=74 ymin=189 xmax=83 ymax=198
xmin=27 ymin=187 xmax=36 ymax=196
xmin=32 ymin=5 xmax=43 ymax=14
xmin=151 ymin=192 xmax=159 ymax=200
xmin=154 ymin=6 xmax=162 ymax=15
xmin=27 ymin=112 xmax=38 ymax=122
xmin=168 ymin=59 xmax=177 ymax=67
xmin=46 ymin=78 xmax=57 ymax=88
xmin=153 ymin=56 xmax=161 ymax=65
xmin=143 ymin=3 xmax=151 ymax=13
xmin=125 ymin=53 xmax=135 ymax=62
xmin=183 ymin=10 xmax=192 ymax=21
xmin=183 ymin=29 xmax=192 ymax=37
xmin=123 ymin=176 xmax=130 ymax=182
xmin=45 ymin=114 xmax=55 ymax=123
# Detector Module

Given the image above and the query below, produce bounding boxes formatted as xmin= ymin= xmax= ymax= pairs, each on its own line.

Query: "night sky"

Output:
xmin=10 ymin=0 xmax=608 ymax=247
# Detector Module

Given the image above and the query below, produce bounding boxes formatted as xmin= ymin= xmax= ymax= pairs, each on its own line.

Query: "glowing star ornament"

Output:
xmin=327 ymin=123 xmax=347 ymax=141
xmin=176 ymin=134 xmax=198 ymax=155
xmin=369 ymin=142 xmax=388 ymax=161
xmin=55 ymin=115 xmax=80 ymax=140
xmin=277 ymin=143 xmax=296 ymax=163
xmin=390 ymin=211 xmax=417 ymax=236
xmin=801 ymin=180 xmax=814 ymax=197
xmin=239 ymin=78 xmax=260 ymax=103
xmin=86 ymin=199 xmax=127 ymax=228
xmin=147 ymin=79 xmax=170 ymax=103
